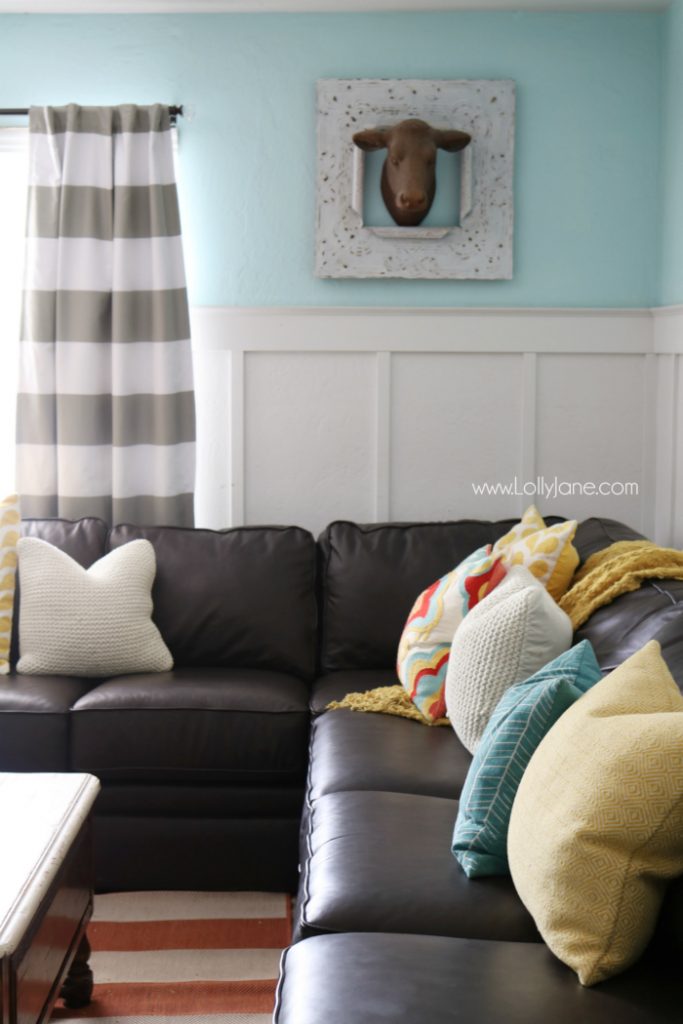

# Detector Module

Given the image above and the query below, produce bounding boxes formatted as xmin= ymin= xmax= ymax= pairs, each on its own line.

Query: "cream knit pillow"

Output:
xmin=444 ymin=565 xmax=573 ymax=753
xmin=17 ymin=537 xmax=173 ymax=677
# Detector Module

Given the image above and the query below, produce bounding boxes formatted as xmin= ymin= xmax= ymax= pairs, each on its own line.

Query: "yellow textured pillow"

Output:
xmin=508 ymin=640 xmax=683 ymax=986
xmin=493 ymin=506 xmax=578 ymax=600
xmin=0 ymin=495 xmax=19 ymax=674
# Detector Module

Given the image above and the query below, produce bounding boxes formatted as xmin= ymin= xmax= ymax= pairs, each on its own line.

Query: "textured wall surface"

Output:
xmin=0 ymin=10 xmax=661 ymax=307
xmin=660 ymin=0 xmax=683 ymax=306
xmin=1 ymin=9 xmax=673 ymax=538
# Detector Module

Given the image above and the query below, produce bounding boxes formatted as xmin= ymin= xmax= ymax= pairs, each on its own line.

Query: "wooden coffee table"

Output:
xmin=0 ymin=773 xmax=100 ymax=1024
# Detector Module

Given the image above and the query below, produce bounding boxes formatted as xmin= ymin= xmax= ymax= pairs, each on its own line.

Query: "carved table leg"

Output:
xmin=60 ymin=933 xmax=94 ymax=1008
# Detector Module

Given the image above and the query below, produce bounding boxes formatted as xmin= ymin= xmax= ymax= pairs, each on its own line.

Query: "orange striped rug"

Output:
xmin=52 ymin=891 xmax=291 ymax=1024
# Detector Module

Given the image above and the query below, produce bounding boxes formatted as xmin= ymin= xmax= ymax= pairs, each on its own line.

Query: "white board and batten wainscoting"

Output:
xmin=192 ymin=305 xmax=683 ymax=547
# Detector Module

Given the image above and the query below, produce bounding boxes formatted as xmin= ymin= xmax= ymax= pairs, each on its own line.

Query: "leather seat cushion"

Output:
xmin=297 ymin=790 xmax=538 ymax=943
xmin=307 ymin=707 xmax=471 ymax=801
xmin=310 ymin=670 xmax=397 ymax=714
xmin=0 ymin=673 xmax=95 ymax=770
xmin=70 ymin=667 xmax=310 ymax=783
xmin=275 ymin=933 xmax=683 ymax=1024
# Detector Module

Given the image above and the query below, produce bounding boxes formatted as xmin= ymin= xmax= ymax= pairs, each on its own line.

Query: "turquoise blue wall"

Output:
xmin=0 ymin=12 xmax=661 ymax=308
xmin=661 ymin=0 xmax=683 ymax=305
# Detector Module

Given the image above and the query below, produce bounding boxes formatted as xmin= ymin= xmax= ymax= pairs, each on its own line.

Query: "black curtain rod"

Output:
xmin=0 ymin=105 xmax=184 ymax=124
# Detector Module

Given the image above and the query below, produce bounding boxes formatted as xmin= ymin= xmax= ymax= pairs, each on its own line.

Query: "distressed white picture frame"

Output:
xmin=315 ymin=78 xmax=515 ymax=279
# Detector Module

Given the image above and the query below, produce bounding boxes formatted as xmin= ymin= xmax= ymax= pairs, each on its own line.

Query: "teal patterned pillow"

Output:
xmin=452 ymin=640 xmax=602 ymax=878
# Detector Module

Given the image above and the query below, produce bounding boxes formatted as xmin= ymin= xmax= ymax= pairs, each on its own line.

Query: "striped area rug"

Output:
xmin=52 ymin=891 xmax=291 ymax=1024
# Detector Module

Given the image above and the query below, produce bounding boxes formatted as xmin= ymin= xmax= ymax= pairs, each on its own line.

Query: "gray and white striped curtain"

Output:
xmin=17 ymin=103 xmax=195 ymax=526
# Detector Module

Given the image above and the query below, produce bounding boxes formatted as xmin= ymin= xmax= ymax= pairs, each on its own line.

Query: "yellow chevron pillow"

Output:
xmin=492 ymin=505 xmax=578 ymax=601
xmin=0 ymin=495 xmax=20 ymax=674
xmin=508 ymin=641 xmax=683 ymax=986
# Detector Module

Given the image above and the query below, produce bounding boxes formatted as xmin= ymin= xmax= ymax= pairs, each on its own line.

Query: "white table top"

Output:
xmin=0 ymin=772 xmax=100 ymax=957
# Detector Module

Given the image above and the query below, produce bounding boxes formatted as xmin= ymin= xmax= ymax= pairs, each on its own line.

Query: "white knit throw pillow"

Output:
xmin=17 ymin=537 xmax=173 ymax=677
xmin=445 ymin=565 xmax=573 ymax=754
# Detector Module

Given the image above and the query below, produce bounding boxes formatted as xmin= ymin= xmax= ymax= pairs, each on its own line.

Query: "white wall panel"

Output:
xmin=243 ymin=351 xmax=376 ymax=536
xmin=672 ymin=356 xmax=683 ymax=548
xmin=653 ymin=308 xmax=683 ymax=544
xmin=192 ymin=341 xmax=231 ymax=530
xmin=535 ymin=353 xmax=646 ymax=529
xmin=191 ymin=305 xmax=675 ymax=542
xmin=654 ymin=354 xmax=677 ymax=545
xmin=390 ymin=353 xmax=524 ymax=521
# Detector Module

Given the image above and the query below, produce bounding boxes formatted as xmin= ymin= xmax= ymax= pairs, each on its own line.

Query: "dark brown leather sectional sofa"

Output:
xmin=1 ymin=514 xmax=682 ymax=1021
xmin=277 ymin=517 xmax=683 ymax=1023
xmin=1 ymin=517 xmax=317 ymax=893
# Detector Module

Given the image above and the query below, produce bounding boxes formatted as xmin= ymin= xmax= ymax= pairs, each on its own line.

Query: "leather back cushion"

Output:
xmin=571 ymin=517 xmax=646 ymax=561
xmin=108 ymin=524 xmax=317 ymax=679
xmin=21 ymin=515 xmax=109 ymax=563
xmin=572 ymin=518 xmax=683 ymax=693
xmin=318 ymin=516 xmax=676 ymax=675
xmin=319 ymin=519 xmax=563 ymax=672
xmin=576 ymin=586 xmax=683 ymax=694
xmin=13 ymin=517 xmax=109 ymax=664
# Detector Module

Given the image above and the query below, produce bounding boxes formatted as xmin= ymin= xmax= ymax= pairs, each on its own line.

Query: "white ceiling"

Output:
xmin=0 ymin=0 xmax=670 ymax=13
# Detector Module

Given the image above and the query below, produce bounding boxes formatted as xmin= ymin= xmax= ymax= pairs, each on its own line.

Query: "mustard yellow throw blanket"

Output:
xmin=558 ymin=540 xmax=683 ymax=629
xmin=328 ymin=540 xmax=683 ymax=725
xmin=327 ymin=685 xmax=450 ymax=726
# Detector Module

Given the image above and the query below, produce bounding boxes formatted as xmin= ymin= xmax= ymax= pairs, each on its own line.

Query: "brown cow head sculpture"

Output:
xmin=352 ymin=118 xmax=471 ymax=227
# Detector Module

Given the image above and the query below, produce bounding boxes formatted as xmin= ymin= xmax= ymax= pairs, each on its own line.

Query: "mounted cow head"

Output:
xmin=352 ymin=118 xmax=471 ymax=227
